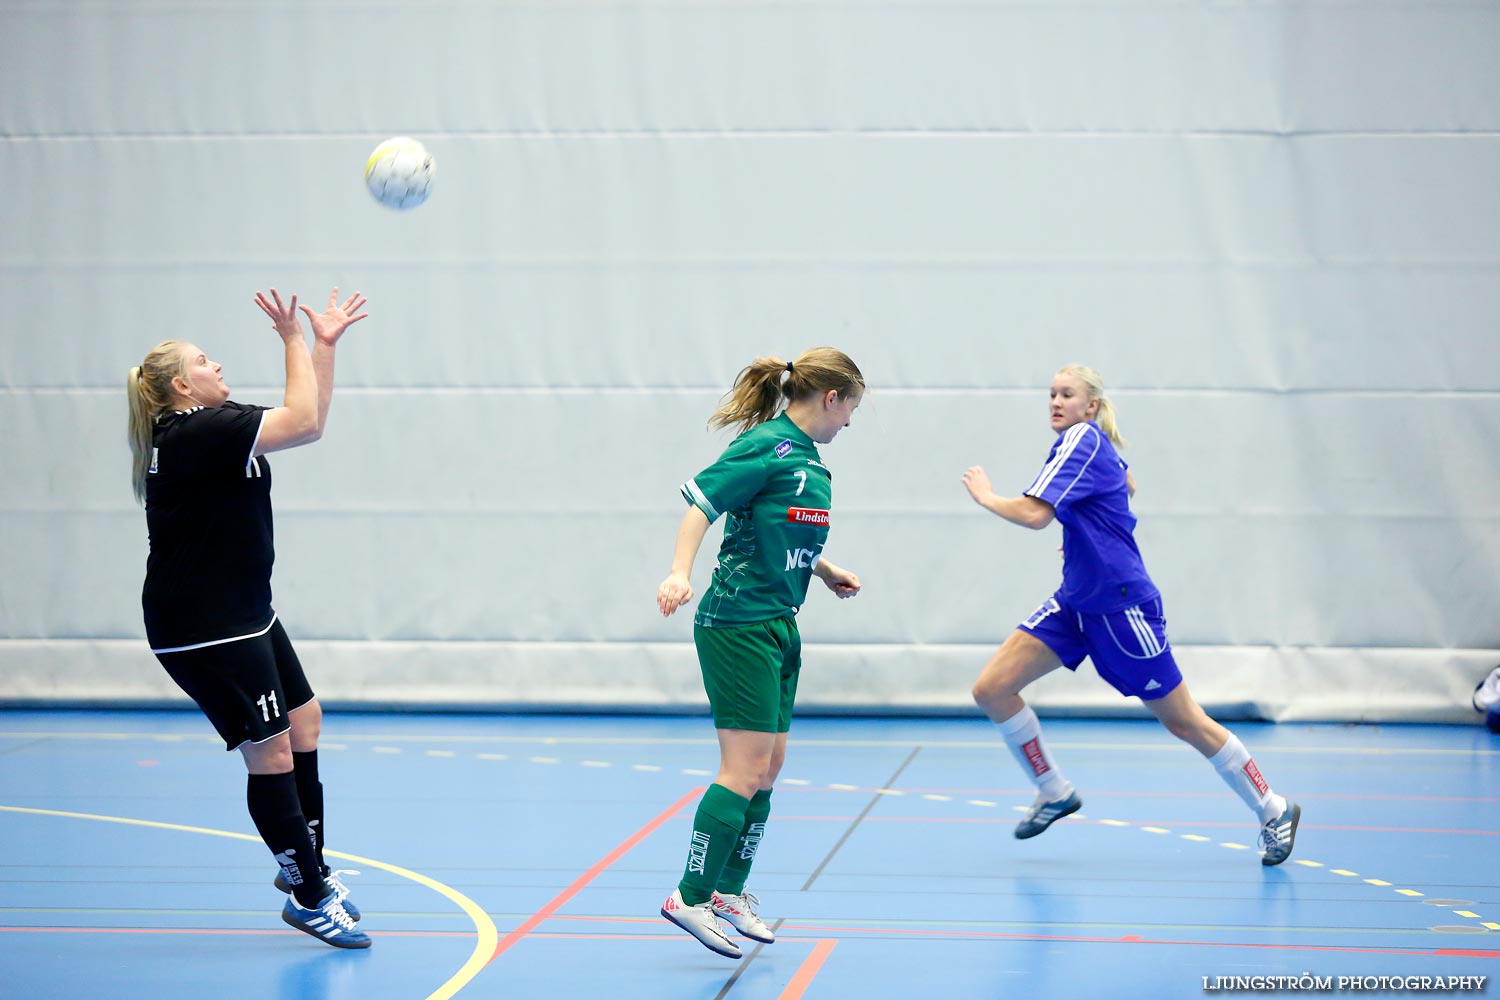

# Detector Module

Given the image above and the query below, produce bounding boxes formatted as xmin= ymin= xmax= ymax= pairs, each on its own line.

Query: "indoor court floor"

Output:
xmin=1 ymin=710 xmax=1496 ymax=999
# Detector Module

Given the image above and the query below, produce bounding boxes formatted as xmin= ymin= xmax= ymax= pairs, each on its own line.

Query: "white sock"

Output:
xmin=1209 ymin=733 xmax=1285 ymax=823
xmin=997 ymin=706 xmax=1072 ymax=802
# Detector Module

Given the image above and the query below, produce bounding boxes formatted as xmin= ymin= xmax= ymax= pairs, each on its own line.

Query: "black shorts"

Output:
xmin=155 ymin=618 xmax=315 ymax=751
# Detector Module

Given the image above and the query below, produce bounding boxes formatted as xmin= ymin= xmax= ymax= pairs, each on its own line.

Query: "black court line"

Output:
xmin=708 ymin=749 xmax=918 ymax=1000
xmin=712 ymin=746 xmax=923 ymax=999
xmin=712 ymin=927 xmax=779 ymax=1000
xmin=801 ymin=745 xmax=923 ymax=893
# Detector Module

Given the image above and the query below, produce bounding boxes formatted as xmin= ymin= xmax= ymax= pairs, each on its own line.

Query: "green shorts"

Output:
xmin=693 ymin=617 xmax=801 ymax=733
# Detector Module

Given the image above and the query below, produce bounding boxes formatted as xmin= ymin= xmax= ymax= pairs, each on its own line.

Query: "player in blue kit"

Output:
xmin=961 ymin=364 xmax=1300 ymax=865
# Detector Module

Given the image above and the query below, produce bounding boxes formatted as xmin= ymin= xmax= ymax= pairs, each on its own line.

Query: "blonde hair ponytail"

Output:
xmin=710 ymin=347 xmax=864 ymax=435
xmin=127 ymin=341 xmax=186 ymax=505
xmin=1058 ymin=363 xmax=1127 ymax=448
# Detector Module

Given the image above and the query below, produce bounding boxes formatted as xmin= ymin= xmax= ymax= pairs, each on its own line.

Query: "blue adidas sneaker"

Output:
xmin=1014 ymin=790 xmax=1082 ymax=839
xmin=276 ymin=868 xmax=360 ymax=921
xmin=1259 ymin=801 xmax=1301 ymax=866
xmin=281 ymin=891 xmax=370 ymax=949
xmin=1473 ymin=668 xmax=1500 ymax=734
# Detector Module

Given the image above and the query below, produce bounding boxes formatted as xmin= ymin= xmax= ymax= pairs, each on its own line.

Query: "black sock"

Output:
xmin=247 ymin=771 xmax=329 ymax=908
xmin=292 ymin=750 xmax=326 ymax=874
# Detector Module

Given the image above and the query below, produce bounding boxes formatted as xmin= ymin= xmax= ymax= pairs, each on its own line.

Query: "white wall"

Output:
xmin=2 ymin=1 xmax=1497 ymax=721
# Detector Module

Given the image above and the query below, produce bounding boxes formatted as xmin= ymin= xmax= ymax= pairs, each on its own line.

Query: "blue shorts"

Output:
xmin=1018 ymin=591 xmax=1182 ymax=701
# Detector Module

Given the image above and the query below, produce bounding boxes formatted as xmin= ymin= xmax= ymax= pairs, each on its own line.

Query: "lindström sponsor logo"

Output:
xmin=1022 ymin=737 xmax=1051 ymax=776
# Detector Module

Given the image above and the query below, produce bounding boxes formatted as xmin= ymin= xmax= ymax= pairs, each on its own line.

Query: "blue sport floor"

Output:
xmin=1 ymin=710 xmax=1496 ymax=999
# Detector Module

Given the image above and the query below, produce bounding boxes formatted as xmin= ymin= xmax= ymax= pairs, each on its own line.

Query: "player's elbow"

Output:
xmin=1023 ymin=506 xmax=1055 ymax=530
xmin=293 ymin=416 xmax=322 ymax=445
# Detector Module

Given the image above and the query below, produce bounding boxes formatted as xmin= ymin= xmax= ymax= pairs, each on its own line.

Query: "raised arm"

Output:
xmin=251 ymin=289 xmax=320 ymax=455
xmin=303 ymin=288 xmax=368 ymax=434
xmin=657 ymin=505 xmax=711 ymax=617
xmin=961 ymin=465 xmax=1056 ymax=530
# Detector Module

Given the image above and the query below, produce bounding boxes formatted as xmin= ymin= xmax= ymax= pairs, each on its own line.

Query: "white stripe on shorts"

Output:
xmin=151 ymin=615 xmax=279 ymax=655
xmin=1124 ymin=605 xmax=1162 ymax=656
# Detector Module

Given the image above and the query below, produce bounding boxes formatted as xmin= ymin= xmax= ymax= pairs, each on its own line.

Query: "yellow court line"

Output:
xmin=0 ymin=804 xmax=497 ymax=1000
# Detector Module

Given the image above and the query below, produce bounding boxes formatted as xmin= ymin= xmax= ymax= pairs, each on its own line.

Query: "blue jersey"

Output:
xmin=1022 ymin=421 xmax=1158 ymax=614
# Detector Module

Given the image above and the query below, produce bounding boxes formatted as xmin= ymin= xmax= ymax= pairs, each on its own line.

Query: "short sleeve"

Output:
xmin=680 ymin=434 xmax=770 ymax=523
xmin=1023 ymin=423 xmax=1104 ymax=511
xmin=169 ymin=402 xmax=268 ymax=473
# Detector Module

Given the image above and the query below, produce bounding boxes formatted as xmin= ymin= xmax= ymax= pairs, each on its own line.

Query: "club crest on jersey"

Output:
xmin=774 ymin=440 xmax=793 ymax=458
xmin=786 ymin=507 xmax=829 ymax=526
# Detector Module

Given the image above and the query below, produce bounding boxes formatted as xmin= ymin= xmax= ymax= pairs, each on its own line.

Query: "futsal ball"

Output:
xmin=364 ymin=137 xmax=435 ymax=210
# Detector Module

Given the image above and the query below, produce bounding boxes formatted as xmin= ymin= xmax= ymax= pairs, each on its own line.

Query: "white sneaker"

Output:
xmin=661 ymin=888 xmax=741 ymax=959
xmin=1474 ymin=667 xmax=1500 ymax=712
xmin=712 ymin=890 xmax=775 ymax=944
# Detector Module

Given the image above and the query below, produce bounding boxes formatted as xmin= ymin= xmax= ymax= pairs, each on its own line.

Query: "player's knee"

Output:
xmin=721 ymin=756 xmax=774 ymax=795
xmin=289 ymin=699 xmax=322 ymax=748
xmin=753 ymin=755 xmax=777 ymax=787
xmin=973 ymin=670 xmax=1018 ymax=709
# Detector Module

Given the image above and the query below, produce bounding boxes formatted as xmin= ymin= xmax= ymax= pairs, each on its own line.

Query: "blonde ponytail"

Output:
xmin=709 ymin=356 xmax=789 ymax=434
xmin=1057 ymin=363 xmax=1127 ymax=448
xmin=709 ymin=347 xmax=864 ymax=435
xmin=127 ymin=342 xmax=186 ymax=505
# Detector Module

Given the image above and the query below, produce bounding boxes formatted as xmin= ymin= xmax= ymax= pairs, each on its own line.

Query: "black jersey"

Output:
xmin=142 ymin=401 xmax=276 ymax=650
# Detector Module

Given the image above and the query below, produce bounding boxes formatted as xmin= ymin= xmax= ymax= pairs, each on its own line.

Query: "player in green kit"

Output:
xmin=657 ymin=349 xmax=865 ymax=959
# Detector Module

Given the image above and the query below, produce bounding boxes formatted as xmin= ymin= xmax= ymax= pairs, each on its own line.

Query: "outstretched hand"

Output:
xmin=301 ymin=288 xmax=369 ymax=346
xmin=254 ymin=288 xmax=303 ymax=341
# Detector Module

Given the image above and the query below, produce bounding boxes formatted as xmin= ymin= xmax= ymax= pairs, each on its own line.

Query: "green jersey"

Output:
xmin=681 ymin=413 xmax=834 ymax=627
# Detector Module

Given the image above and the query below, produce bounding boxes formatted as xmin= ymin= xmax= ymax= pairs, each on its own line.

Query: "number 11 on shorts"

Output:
xmin=257 ymin=691 xmax=280 ymax=722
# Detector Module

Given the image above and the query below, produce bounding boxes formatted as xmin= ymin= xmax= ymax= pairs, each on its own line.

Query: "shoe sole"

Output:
xmin=661 ymin=905 xmax=742 ymax=959
xmin=1260 ymin=803 xmax=1302 ymax=867
xmin=280 ymin=909 xmax=372 ymax=949
xmin=1014 ymin=795 xmax=1082 ymax=840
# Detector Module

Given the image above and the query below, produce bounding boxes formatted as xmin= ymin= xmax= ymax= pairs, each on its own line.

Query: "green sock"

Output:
xmin=715 ymin=788 xmax=771 ymax=896
xmin=677 ymin=783 xmax=750 ymax=905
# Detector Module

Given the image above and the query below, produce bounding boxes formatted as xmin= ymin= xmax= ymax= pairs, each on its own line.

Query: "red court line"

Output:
xmin=486 ymin=786 xmax=702 ymax=965
xmin=780 ymin=938 xmax=837 ymax=1000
